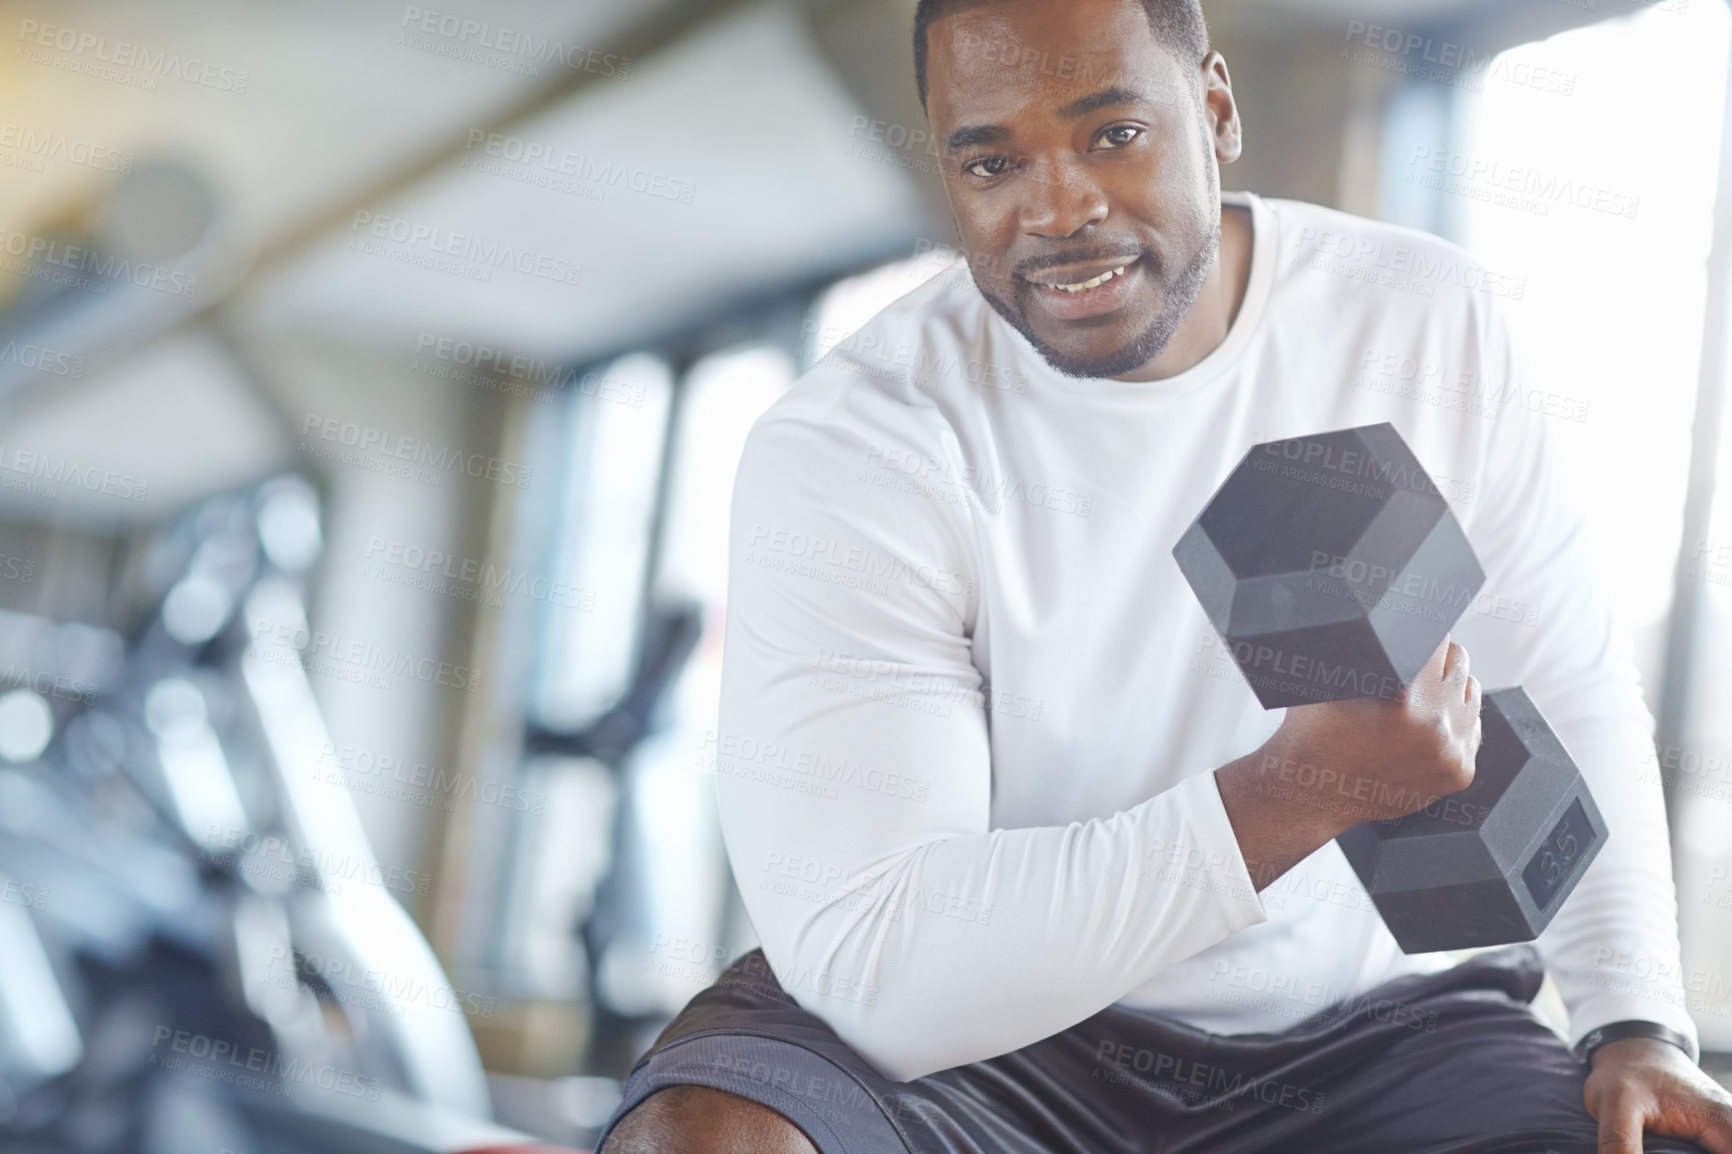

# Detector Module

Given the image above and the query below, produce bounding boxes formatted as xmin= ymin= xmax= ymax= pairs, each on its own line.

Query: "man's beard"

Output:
xmin=975 ymin=216 xmax=1222 ymax=380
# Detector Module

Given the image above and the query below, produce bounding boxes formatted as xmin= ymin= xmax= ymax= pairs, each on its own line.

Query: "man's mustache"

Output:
xmin=1013 ymin=247 xmax=1152 ymax=282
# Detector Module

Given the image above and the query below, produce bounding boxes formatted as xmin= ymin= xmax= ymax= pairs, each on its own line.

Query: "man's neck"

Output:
xmin=1114 ymin=201 xmax=1254 ymax=383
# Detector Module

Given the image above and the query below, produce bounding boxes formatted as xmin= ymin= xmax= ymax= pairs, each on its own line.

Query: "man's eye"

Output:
xmin=963 ymin=156 xmax=1013 ymax=179
xmin=1096 ymin=125 xmax=1142 ymax=149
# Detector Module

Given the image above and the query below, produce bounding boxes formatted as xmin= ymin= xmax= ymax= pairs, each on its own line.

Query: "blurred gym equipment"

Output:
xmin=0 ymin=475 xmax=584 ymax=1152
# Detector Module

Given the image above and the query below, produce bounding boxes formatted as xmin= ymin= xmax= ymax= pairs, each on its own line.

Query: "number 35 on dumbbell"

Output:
xmin=1173 ymin=422 xmax=1607 ymax=954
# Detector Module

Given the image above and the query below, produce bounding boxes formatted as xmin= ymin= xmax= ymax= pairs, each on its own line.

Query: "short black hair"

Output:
xmin=913 ymin=0 xmax=1210 ymax=111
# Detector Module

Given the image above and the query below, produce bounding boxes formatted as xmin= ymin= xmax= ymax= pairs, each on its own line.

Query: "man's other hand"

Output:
xmin=1585 ymin=1037 xmax=1732 ymax=1154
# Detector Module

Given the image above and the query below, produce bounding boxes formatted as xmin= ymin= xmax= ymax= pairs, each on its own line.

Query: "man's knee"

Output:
xmin=598 ymin=1084 xmax=820 ymax=1154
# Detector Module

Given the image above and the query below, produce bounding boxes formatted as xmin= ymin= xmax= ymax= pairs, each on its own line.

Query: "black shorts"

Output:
xmin=597 ymin=944 xmax=1709 ymax=1154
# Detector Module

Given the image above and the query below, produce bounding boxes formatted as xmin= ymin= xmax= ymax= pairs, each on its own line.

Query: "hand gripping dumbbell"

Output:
xmin=1173 ymin=422 xmax=1606 ymax=954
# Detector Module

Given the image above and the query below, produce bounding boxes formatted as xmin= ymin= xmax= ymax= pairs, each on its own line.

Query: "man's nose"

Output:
xmin=1019 ymin=157 xmax=1109 ymax=237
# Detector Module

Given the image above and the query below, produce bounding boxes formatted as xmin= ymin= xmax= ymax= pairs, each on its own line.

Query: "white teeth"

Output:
xmin=1054 ymin=265 xmax=1127 ymax=293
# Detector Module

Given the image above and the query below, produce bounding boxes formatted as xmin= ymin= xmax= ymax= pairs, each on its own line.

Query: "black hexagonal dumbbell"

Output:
xmin=1173 ymin=422 xmax=1606 ymax=953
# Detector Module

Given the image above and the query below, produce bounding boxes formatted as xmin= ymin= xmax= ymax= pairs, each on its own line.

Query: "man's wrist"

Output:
xmin=1239 ymin=729 xmax=1366 ymax=838
xmin=1575 ymin=1020 xmax=1697 ymax=1065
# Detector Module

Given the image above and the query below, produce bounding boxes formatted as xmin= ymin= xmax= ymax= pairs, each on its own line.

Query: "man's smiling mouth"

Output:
xmin=1022 ymin=257 xmax=1146 ymax=319
xmin=1048 ymin=265 xmax=1128 ymax=293
xmin=1023 ymin=256 xmax=1140 ymax=289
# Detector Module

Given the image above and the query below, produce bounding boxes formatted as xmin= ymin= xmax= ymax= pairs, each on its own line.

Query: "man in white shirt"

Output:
xmin=599 ymin=1 xmax=1732 ymax=1151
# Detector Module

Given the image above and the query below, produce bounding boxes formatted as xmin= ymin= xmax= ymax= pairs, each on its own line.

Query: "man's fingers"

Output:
xmin=1587 ymin=1054 xmax=1732 ymax=1154
xmin=1465 ymin=674 xmax=1484 ymax=755
xmin=1595 ymin=1093 xmax=1645 ymax=1154
xmin=1696 ymin=1119 xmax=1732 ymax=1154
xmin=1422 ymin=634 xmax=1452 ymax=681
xmin=1443 ymin=640 xmax=1470 ymax=688
xmin=1677 ymin=1092 xmax=1732 ymax=1154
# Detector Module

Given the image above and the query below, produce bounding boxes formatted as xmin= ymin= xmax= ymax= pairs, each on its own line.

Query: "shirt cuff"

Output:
xmin=1569 ymin=992 xmax=1701 ymax=1065
xmin=1163 ymin=771 xmax=1269 ymax=935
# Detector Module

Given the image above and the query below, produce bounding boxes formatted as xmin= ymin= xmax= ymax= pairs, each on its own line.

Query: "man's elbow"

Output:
xmin=786 ymin=981 xmax=966 ymax=1083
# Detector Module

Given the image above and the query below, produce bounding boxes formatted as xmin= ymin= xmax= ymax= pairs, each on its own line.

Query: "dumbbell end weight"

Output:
xmin=1173 ymin=423 xmax=1486 ymax=711
xmin=1336 ymin=687 xmax=1608 ymax=954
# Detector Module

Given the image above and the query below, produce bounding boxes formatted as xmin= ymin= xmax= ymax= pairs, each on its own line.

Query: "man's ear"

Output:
xmin=1201 ymin=51 xmax=1242 ymax=164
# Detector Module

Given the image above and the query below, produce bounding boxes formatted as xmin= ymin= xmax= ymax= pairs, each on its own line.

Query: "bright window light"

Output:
xmin=534 ymin=354 xmax=674 ymax=730
xmin=1454 ymin=3 xmax=1729 ymax=631
xmin=612 ymin=343 xmax=794 ymax=1016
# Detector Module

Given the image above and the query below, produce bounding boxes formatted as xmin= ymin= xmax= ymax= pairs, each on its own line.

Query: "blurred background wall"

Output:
xmin=2 ymin=0 xmax=1732 ymax=1149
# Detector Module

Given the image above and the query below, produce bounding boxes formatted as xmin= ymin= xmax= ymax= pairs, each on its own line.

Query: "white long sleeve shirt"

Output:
xmin=715 ymin=189 xmax=1696 ymax=1082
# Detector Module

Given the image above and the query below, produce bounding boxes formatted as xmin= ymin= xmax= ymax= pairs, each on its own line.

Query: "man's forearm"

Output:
xmin=1214 ymin=636 xmax=1483 ymax=894
xmin=1215 ymin=734 xmax=1358 ymax=893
